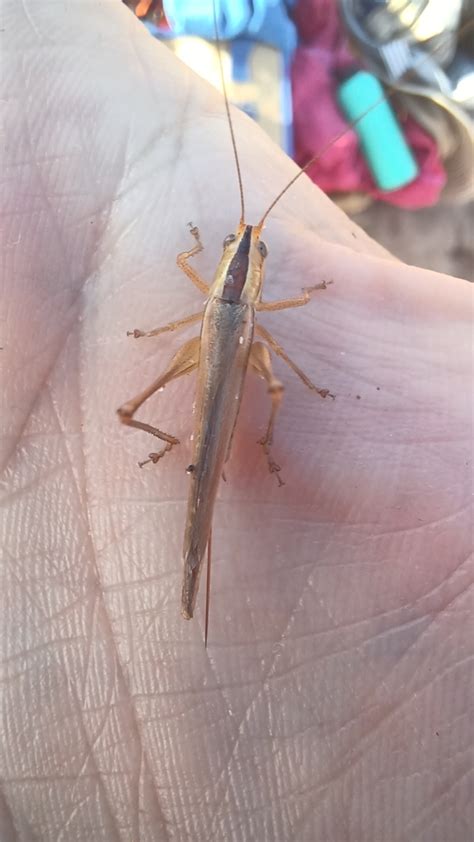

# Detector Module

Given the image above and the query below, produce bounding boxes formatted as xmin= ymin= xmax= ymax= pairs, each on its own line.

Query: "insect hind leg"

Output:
xmin=250 ymin=341 xmax=285 ymax=487
xmin=117 ymin=336 xmax=201 ymax=467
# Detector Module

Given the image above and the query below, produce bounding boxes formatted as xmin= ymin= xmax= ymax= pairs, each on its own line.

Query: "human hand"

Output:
xmin=1 ymin=2 xmax=472 ymax=840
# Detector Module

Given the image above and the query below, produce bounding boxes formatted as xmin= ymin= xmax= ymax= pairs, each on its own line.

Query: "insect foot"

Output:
xmin=138 ymin=444 xmax=174 ymax=469
xmin=126 ymin=328 xmax=146 ymax=338
xmin=258 ymin=435 xmax=285 ymax=488
xmin=187 ymin=221 xmax=202 ymax=247
xmin=311 ymin=386 xmax=335 ymax=399
xmin=303 ymin=281 xmax=333 ymax=297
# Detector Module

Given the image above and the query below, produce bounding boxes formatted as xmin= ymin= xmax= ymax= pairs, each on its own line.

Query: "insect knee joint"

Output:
xmin=117 ymin=405 xmax=133 ymax=423
xmin=268 ymin=380 xmax=284 ymax=395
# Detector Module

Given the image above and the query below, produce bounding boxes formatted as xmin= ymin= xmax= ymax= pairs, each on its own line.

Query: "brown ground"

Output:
xmin=352 ymin=201 xmax=473 ymax=279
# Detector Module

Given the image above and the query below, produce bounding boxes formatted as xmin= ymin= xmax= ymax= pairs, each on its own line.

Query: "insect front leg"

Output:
xmin=250 ymin=341 xmax=285 ymax=487
xmin=255 ymin=323 xmax=334 ymax=399
xmin=176 ymin=222 xmax=210 ymax=296
xmin=127 ymin=309 xmax=204 ymax=339
xmin=117 ymin=336 xmax=200 ymax=467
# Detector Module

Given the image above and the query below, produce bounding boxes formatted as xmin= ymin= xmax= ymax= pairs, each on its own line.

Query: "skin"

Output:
xmin=1 ymin=2 xmax=472 ymax=841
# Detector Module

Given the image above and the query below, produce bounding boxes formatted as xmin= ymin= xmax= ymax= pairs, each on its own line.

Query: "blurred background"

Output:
xmin=124 ymin=0 xmax=473 ymax=278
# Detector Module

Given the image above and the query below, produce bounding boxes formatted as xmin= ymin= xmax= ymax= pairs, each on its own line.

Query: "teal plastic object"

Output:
xmin=337 ymin=70 xmax=419 ymax=192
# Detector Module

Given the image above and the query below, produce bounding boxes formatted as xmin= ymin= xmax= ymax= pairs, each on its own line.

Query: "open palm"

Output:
xmin=1 ymin=2 xmax=472 ymax=840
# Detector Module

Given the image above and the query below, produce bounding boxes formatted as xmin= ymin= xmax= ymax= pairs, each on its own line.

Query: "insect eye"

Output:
xmin=258 ymin=240 xmax=268 ymax=258
xmin=223 ymin=233 xmax=236 ymax=248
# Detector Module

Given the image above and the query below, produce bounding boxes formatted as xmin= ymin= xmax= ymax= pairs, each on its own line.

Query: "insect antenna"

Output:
xmin=256 ymin=123 xmax=364 ymax=230
xmin=200 ymin=3 xmax=246 ymax=647
xmin=255 ymin=95 xmax=397 ymax=229
xmin=212 ymin=0 xmax=246 ymax=224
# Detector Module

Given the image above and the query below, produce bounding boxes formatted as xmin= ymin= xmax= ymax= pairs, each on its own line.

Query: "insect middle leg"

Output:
xmin=255 ymin=323 xmax=333 ymax=398
xmin=250 ymin=341 xmax=285 ymax=487
xmin=176 ymin=222 xmax=210 ymax=296
xmin=256 ymin=281 xmax=331 ymax=313
xmin=127 ymin=309 xmax=204 ymax=339
xmin=117 ymin=336 xmax=200 ymax=467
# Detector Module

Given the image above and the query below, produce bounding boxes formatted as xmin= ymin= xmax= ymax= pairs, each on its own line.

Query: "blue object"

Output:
xmin=164 ymin=0 xmax=260 ymax=40
xmin=157 ymin=1 xmax=296 ymax=156
xmin=337 ymin=70 xmax=419 ymax=191
xmin=162 ymin=0 xmax=297 ymax=53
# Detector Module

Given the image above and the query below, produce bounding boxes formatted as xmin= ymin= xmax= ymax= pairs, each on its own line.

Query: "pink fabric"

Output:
xmin=291 ymin=0 xmax=446 ymax=208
